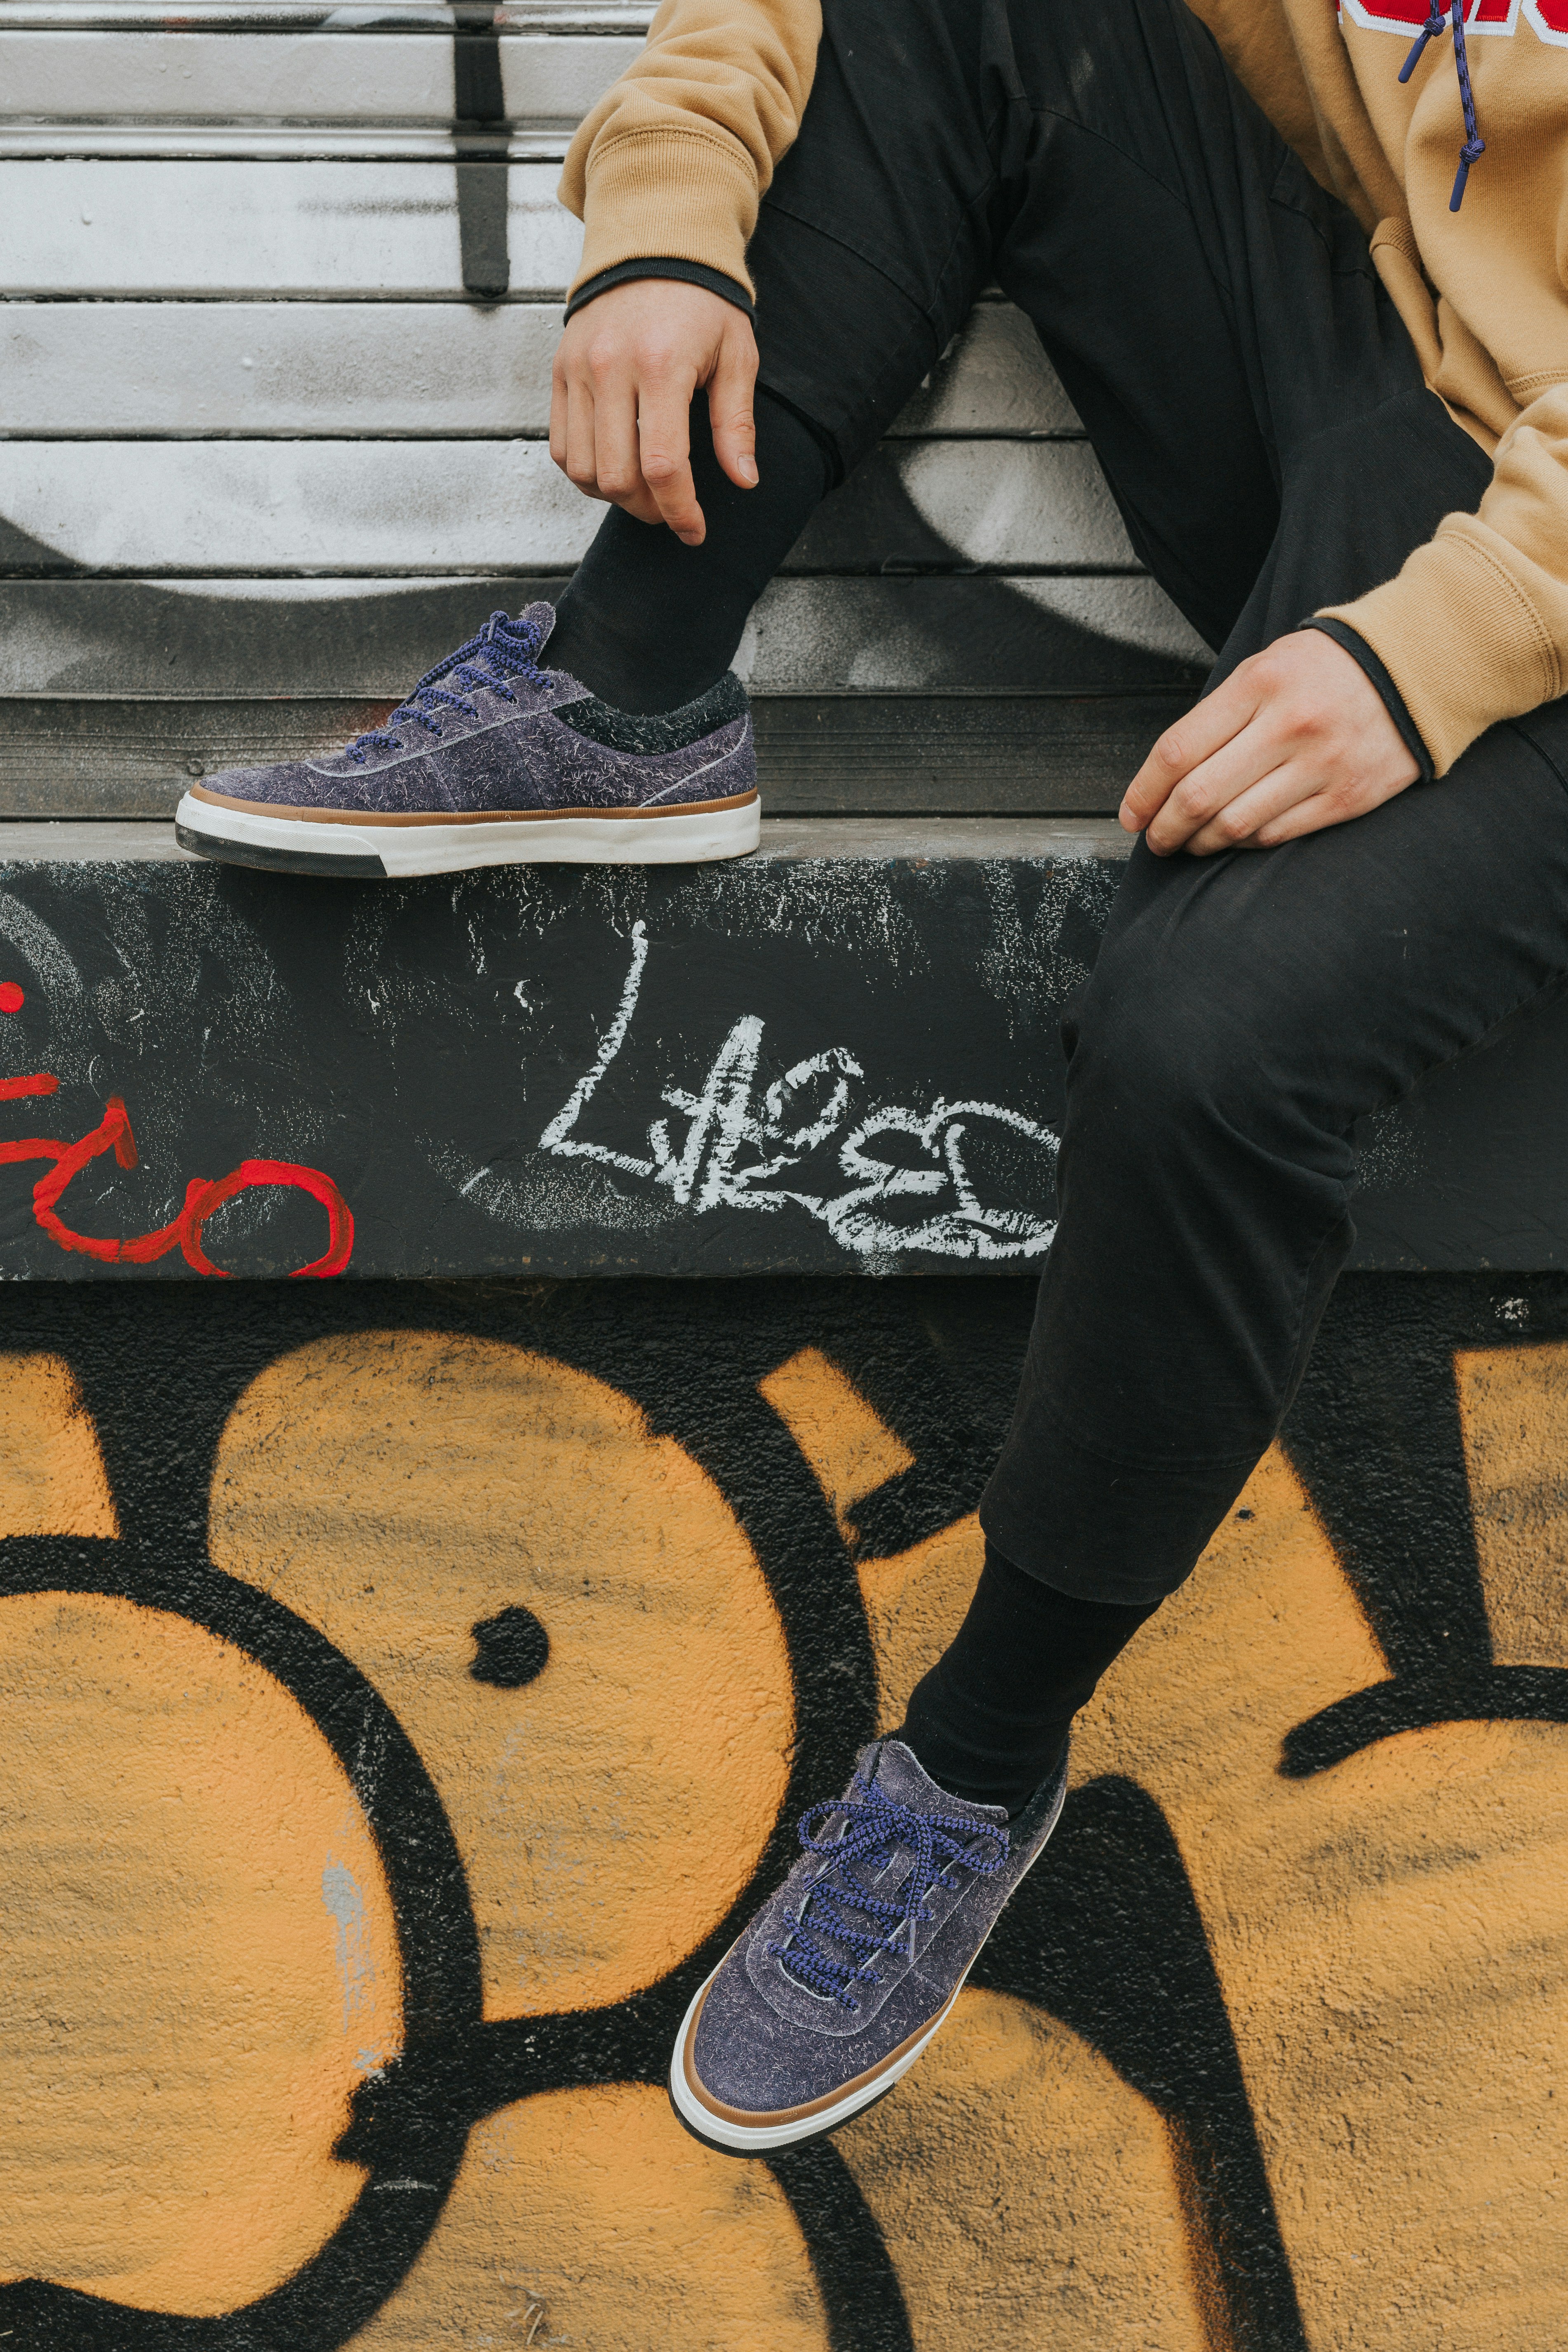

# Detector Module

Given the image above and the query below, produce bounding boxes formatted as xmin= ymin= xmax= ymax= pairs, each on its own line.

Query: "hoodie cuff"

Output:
xmin=1300 ymin=618 xmax=1434 ymax=784
xmin=564 ymin=126 xmax=761 ymax=305
xmin=564 ymin=258 xmax=755 ymax=323
xmin=1318 ymin=523 xmax=1564 ymax=776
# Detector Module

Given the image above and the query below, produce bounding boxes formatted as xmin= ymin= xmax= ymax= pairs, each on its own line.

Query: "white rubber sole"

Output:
xmin=668 ymin=1770 xmax=1067 ymax=2155
xmin=670 ymin=1973 xmax=962 ymax=2154
xmin=174 ymin=792 xmax=761 ymax=878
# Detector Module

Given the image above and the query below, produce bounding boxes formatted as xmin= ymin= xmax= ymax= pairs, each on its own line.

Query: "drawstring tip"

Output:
xmin=1450 ymin=137 xmax=1484 ymax=213
xmin=1399 ymin=28 xmax=1434 ymax=82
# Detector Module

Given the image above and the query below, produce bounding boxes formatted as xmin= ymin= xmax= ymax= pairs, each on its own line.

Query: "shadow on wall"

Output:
xmin=0 ymin=1272 xmax=1566 ymax=2350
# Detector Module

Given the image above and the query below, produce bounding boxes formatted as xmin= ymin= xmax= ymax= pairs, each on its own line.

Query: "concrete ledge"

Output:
xmin=757 ymin=816 xmax=1135 ymax=860
xmin=0 ymin=820 xmax=190 ymax=862
xmin=0 ymin=817 xmax=1557 ymax=1278
xmin=0 ymin=815 xmax=1133 ymax=865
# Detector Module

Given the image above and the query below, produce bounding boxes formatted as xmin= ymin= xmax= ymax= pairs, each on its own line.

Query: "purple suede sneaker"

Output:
xmin=174 ymin=602 xmax=759 ymax=879
xmin=670 ymin=1736 xmax=1068 ymax=2154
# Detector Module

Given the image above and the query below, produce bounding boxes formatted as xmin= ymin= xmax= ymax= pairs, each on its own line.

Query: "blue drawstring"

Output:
xmin=768 ymin=1769 xmax=1008 ymax=2011
xmin=343 ymin=608 xmax=549 ymax=763
xmin=1399 ymin=0 xmax=1485 ymax=213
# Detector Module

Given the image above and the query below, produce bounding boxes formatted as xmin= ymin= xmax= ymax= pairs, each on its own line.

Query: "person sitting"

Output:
xmin=181 ymin=0 xmax=1568 ymax=2154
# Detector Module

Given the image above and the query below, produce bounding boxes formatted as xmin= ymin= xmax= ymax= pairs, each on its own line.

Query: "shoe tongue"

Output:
xmin=515 ymin=598 xmax=557 ymax=650
xmin=475 ymin=600 xmax=554 ymax=649
xmin=869 ymin=1739 xmax=1008 ymax=1828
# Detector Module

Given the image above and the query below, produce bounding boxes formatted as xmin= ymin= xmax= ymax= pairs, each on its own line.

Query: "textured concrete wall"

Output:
xmin=1 ymin=1271 xmax=1566 ymax=2350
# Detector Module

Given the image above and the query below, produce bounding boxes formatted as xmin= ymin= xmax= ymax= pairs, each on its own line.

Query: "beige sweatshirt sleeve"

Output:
xmin=558 ymin=0 xmax=823 ymax=301
xmin=1321 ymin=383 xmax=1568 ymax=776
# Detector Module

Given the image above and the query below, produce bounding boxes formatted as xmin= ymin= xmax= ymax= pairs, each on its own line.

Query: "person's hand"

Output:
xmin=1120 ymin=628 xmax=1421 ymax=856
xmin=550 ymin=278 xmax=759 ymax=546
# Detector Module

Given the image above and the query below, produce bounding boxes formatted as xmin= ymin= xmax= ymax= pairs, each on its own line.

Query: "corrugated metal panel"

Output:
xmin=0 ymin=575 xmax=1205 ymax=695
xmin=0 ymin=437 xmax=1135 ymax=572
xmin=0 ymin=30 xmax=643 ymax=127
xmin=0 ymin=4 xmax=1206 ymax=817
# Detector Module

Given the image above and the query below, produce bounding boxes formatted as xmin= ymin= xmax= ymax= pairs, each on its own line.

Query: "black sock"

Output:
xmin=897 ymin=1544 xmax=1161 ymax=1817
xmin=545 ymin=387 xmax=833 ymax=714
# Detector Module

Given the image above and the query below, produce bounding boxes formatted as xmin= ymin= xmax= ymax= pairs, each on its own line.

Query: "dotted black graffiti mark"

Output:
xmin=469 ymin=1605 xmax=550 ymax=1689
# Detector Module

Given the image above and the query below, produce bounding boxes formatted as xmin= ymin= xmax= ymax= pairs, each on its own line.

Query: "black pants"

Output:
xmin=738 ymin=0 xmax=1568 ymax=1604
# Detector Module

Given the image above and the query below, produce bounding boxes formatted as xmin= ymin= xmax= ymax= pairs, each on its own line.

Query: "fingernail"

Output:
xmin=739 ymin=457 xmax=758 ymax=485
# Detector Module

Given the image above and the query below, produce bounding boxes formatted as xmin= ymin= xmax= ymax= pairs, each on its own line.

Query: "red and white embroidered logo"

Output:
xmin=1342 ymin=0 xmax=1568 ymax=47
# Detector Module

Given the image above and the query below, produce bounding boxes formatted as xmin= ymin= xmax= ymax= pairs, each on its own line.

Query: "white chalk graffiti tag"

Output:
xmin=539 ymin=922 xmax=1057 ymax=1261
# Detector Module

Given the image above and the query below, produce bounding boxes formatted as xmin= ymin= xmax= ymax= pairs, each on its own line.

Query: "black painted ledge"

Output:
xmin=0 ymin=817 xmax=1560 ymax=1280
xmin=0 ymin=816 xmax=1133 ymax=866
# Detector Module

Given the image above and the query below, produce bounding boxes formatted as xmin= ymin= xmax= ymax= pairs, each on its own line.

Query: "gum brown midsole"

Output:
xmin=186 ymin=784 xmax=760 ymax=828
xmin=680 ymin=1978 xmax=959 ymax=2131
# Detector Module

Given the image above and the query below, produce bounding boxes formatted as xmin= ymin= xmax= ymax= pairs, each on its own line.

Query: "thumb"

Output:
xmin=708 ymin=325 xmax=759 ymax=489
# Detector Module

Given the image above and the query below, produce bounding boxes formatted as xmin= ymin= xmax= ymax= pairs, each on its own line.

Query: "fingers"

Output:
xmin=561 ymin=376 xmax=607 ymax=508
xmin=1140 ymin=727 xmax=1286 ymax=856
xmin=552 ymin=341 xmax=662 ymax=524
xmin=548 ymin=349 xmax=569 ymax=479
xmin=708 ymin=318 xmax=760 ymax=490
xmin=1252 ymin=787 xmax=1363 ymax=849
xmin=1120 ymin=670 xmax=1262 ymax=837
xmin=636 ymin=365 xmax=705 ymax=543
xmin=552 ymin=331 xmax=610 ymax=508
xmin=1183 ymin=761 xmax=1322 ymax=856
xmin=589 ymin=376 xmax=663 ymax=528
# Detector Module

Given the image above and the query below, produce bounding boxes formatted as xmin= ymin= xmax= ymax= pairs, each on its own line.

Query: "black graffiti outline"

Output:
xmin=6 ymin=1271 xmax=1561 ymax=2349
xmin=1280 ymin=1272 xmax=1568 ymax=1771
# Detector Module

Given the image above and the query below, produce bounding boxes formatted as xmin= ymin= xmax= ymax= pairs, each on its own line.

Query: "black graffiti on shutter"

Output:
xmin=453 ymin=3 xmax=510 ymax=302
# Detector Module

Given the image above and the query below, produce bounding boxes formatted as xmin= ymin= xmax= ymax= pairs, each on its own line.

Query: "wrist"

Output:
xmin=1299 ymin=618 xmax=1433 ymax=783
xmin=564 ymin=259 xmax=755 ymax=324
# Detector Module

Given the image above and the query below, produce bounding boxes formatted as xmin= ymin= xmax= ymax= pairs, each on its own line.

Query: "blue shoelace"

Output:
xmin=344 ymin=609 xmax=549 ymax=763
xmin=1398 ymin=0 xmax=1485 ymax=213
xmin=769 ymin=1771 xmax=1008 ymax=2011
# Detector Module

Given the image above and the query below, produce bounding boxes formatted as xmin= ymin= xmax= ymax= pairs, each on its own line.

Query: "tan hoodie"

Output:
xmin=561 ymin=0 xmax=1568 ymax=774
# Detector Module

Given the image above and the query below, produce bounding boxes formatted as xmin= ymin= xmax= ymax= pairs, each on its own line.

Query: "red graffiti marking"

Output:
xmin=0 ymin=1065 xmax=353 ymax=1279
xmin=0 ymin=983 xmax=25 ymax=1014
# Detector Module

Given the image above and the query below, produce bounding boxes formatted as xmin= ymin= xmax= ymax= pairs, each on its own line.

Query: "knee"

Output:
xmin=1064 ymin=935 xmax=1270 ymax=1158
